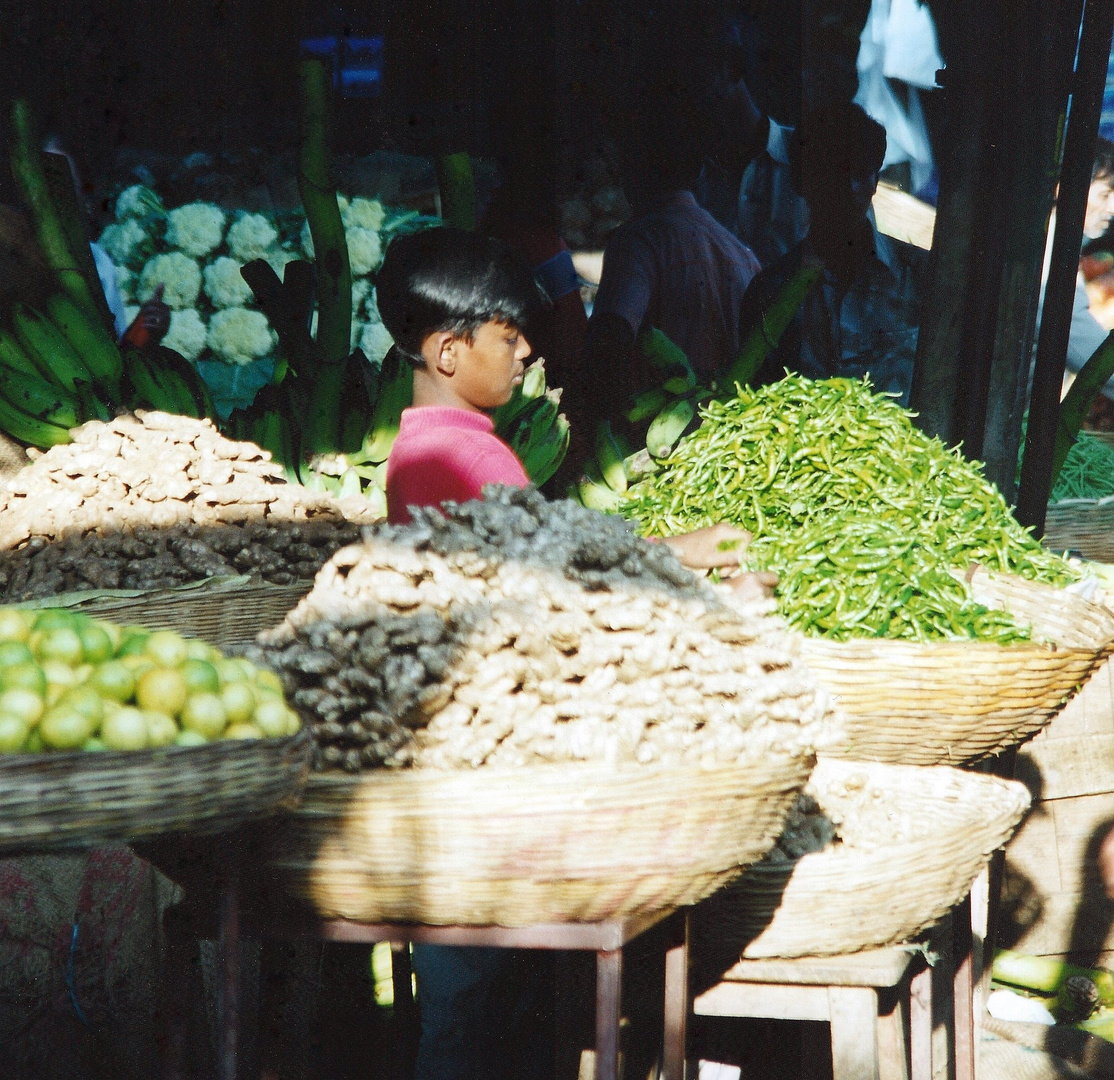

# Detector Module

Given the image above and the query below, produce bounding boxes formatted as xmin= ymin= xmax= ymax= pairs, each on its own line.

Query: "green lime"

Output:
xmin=224 ymin=723 xmax=262 ymax=740
xmin=32 ymin=627 xmax=83 ymax=666
xmin=60 ymin=685 xmax=104 ymax=724
xmin=180 ymin=693 xmax=227 ymax=739
xmin=181 ymin=659 xmax=220 ymax=695
xmin=143 ymin=630 xmax=189 ymax=668
xmin=117 ymin=633 xmax=150 ymax=658
xmin=136 ymin=667 xmax=189 ymax=718
xmin=174 ymin=729 xmax=208 ymax=748
xmin=32 ymin=609 xmax=79 ymax=632
xmin=100 ymin=707 xmax=149 ymax=751
xmin=144 ymin=711 xmax=179 ymax=747
xmin=77 ymin=623 xmax=114 ymax=665
xmin=0 ymin=688 xmax=44 ymax=727
xmin=0 ymin=609 xmax=30 ymax=643
xmin=24 ymin=728 xmax=44 ymax=753
xmin=89 ymin=661 xmax=137 ymax=704
xmin=0 ymin=713 xmax=30 ymax=752
xmin=253 ymin=697 xmax=293 ymax=738
xmin=0 ymin=640 xmax=34 ymax=668
xmin=1 ymin=662 xmax=46 ymax=697
xmin=215 ymin=658 xmax=248 ymax=685
xmin=39 ymin=707 xmax=95 ymax=750
xmin=220 ymin=682 xmax=256 ymax=726
xmin=81 ymin=736 xmax=106 ymax=752
xmin=253 ymin=668 xmax=285 ymax=696
xmin=185 ymin=639 xmax=216 ymax=662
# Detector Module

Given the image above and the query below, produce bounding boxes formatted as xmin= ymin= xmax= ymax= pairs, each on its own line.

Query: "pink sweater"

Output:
xmin=386 ymin=406 xmax=529 ymax=524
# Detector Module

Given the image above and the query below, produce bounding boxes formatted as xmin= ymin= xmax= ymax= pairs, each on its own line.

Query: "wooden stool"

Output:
xmin=692 ymin=947 xmax=933 ymax=1080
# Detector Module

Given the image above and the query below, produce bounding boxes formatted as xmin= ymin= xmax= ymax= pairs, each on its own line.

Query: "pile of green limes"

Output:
xmin=0 ymin=606 xmax=300 ymax=754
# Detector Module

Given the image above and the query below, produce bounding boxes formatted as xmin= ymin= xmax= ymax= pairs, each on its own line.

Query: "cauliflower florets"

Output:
xmin=165 ymin=202 xmax=227 ymax=259
xmin=226 ymin=213 xmax=278 ymax=263
xmin=362 ymin=285 xmax=381 ymax=323
xmin=203 ymin=256 xmax=253 ymax=309
xmin=346 ymin=227 xmax=383 ymax=276
xmin=98 ymin=219 xmax=152 ymax=270
xmin=114 ymin=184 xmax=164 ymax=222
xmin=123 ymin=304 xmax=141 ymax=329
xmin=138 ymin=252 xmax=202 ymax=310
xmin=163 ymin=309 xmax=209 ymax=362
xmin=360 ymin=321 xmax=394 ymax=364
xmin=207 ymin=307 xmax=277 ymax=366
xmin=342 ymin=197 xmax=386 ymax=231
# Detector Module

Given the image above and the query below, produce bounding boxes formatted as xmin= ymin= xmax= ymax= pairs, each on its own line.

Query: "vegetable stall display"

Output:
xmin=621 ymin=375 xmax=1077 ymax=643
xmin=248 ymin=484 xmax=838 ymax=772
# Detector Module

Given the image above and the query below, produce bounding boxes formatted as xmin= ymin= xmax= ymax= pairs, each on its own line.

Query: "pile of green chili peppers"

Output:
xmin=621 ymin=376 xmax=1078 ymax=643
xmin=1051 ymin=433 xmax=1114 ymax=502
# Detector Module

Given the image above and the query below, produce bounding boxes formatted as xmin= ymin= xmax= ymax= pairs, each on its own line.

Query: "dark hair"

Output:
xmin=375 ymin=227 xmax=544 ymax=366
xmin=1094 ymin=137 xmax=1114 ymax=183
xmin=790 ymin=102 xmax=888 ymax=194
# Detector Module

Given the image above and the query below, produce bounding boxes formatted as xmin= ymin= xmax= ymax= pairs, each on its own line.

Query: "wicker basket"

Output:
xmin=798 ymin=570 xmax=1114 ymax=766
xmin=1045 ymin=497 xmax=1114 ymax=563
xmin=260 ymin=746 xmax=814 ymax=927
xmin=19 ymin=577 xmax=311 ymax=651
xmin=0 ymin=728 xmax=312 ymax=855
xmin=693 ymin=758 xmax=1030 ymax=965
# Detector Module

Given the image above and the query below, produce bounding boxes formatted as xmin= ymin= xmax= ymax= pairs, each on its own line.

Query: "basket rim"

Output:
xmin=0 ymin=725 xmax=311 ymax=774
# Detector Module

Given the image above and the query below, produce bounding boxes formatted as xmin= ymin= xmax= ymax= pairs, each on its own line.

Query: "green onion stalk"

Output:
xmin=297 ymin=58 xmax=352 ymax=456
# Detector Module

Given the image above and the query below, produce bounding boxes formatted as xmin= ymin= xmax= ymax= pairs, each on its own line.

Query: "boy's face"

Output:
xmin=447 ymin=320 xmax=531 ymax=410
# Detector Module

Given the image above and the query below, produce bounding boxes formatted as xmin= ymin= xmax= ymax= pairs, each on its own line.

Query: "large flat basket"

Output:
xmin=694 ymin=758 xmax=1030 ymax=964
xmin=0 ymin=728 xmax=312 ymax=855
xmin=799 ymin=571 xmax=1114 ymax=766
xmin=260 ymin=747 xmax=813 ymax=927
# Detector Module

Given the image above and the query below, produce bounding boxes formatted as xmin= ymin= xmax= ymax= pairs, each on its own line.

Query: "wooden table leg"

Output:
xmin=952 ymin=895 xmax=975 ymax=1080
xmin=596 ymin=947 xmax=623 ymax=1080
xmin=218 ymin=865 xmax=240 ymax=1080
xmin=908 ymin=961 xmax=933 ymax=1080
xmin=828 ymin=985 xmax=880 ymax=1080
xmin=876 ymin=985 xmax=909 ymax=1080
xmin=662 ymin=910 xmax=689 ymax=1080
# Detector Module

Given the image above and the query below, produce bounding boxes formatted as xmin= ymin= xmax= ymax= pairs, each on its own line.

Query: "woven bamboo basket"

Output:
xmin=1044 ymin=497 xmax=1114 ymax=563
xmin=20 ymin=577 xmax=311 ymax=651
xmin=693 ymin=758 xmax=1030 ymax=965
xmin=797 ymin=570 xmax=1114 ymax=766
xmin=260 ymin=746 xmax=814 ymax=927
xmin=0 ymin=728 xmax=312 ymax=855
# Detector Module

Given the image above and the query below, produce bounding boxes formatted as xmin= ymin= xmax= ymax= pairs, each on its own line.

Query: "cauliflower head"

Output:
xmin=342 ymin=197 xmax=386 ymax=231
xmin=166 ymin=202 xmax=227 ymax=259
xmin=163 ymin=309 xmax=209 ymax=362
xmin=98 ymin=219 xmax=153 ymax=270
xmin=226 ymin=213 xmax=278 ymax=263
xmin=351 ymin=277 xmax=372 ymax=312
xmin=346 ymin=227 xmax=383 ymax=276
xmin=207 ymin=307 xmax=277 ymax=366
xmin=264 ymin=245 xmax=300 ymax=278
xmin=203 ymin=256 xmax=254 ymax=309
xmin=114 ymin=184 xmax=164 ymax=222
xmin=138 ymin=252 xmax=202 ymax=310
xmin=360 ymin=321 xmax=394 ymax=364
xmin=300 ymin=219 xmax=315 ymax=259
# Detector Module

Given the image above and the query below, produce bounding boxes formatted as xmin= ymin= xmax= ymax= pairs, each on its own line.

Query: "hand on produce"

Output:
xmin=660 ymin=523 xmax=751 ymax=570
xmin=726 ymin=570 xmax=779 ymax=602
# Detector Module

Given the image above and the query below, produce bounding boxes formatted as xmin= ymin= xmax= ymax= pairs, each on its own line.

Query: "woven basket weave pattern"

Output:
xmin=694 ymin=758 xmax=1030 ymax=963
xmin=71 ymin=581 xmax=311 ymax=650
xmin=0 ymin=728 xmax=312 ymax=854
xmin=800 ymin=572 xmax=1114 ymax=766
xmin=262 ymin=749 xmax=813 ymax=926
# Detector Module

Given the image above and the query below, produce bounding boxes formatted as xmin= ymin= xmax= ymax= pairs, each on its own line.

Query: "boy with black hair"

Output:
xmin=376 ymin=227 xmax=772 ymax=1079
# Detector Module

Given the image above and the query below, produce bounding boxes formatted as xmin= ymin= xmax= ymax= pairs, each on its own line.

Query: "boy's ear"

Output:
xmin=428 ymin=331 xmax=457 ymax=375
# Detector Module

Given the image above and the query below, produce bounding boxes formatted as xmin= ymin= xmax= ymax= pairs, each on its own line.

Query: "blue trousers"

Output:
xmin=411 ymin=944 xmax=553 ymax=1080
